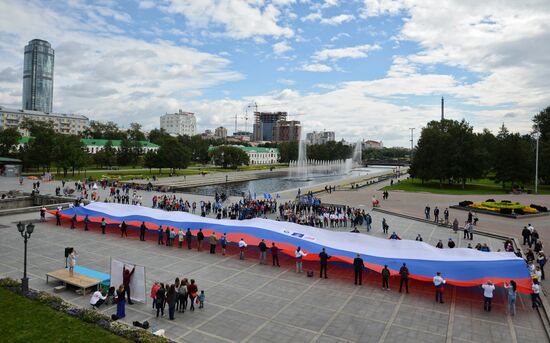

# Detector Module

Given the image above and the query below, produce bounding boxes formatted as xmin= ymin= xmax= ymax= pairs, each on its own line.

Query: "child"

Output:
xmin=198 ymin=290 xmax=205 ymax=309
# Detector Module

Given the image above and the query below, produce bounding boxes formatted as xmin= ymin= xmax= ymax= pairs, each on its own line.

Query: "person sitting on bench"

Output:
xmin=90 ymin=290 xmax=107 ymax=309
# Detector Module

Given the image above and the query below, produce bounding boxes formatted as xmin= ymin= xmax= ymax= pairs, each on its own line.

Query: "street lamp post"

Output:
xmin=534 ymin=132 xmax=540 ymax=194
xmin=17 ymin=222 xmax=34 ymax=293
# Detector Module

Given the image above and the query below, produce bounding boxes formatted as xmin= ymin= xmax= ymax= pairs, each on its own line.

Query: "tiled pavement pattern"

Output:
xmin=0 ymin=211 xmax=547 ymax=343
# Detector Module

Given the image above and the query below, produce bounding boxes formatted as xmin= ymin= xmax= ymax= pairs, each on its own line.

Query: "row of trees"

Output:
xmin=410 ymin=106 xmax=550 ymax=188
xmin=277 ymin=141 xmax=353 ymax=163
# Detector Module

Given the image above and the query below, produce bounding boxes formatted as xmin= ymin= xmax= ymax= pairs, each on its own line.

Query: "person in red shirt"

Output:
xmin=187 ymin=279 xmax=199 ymax=311
xmin=123 ymin=265 xmax=135 ymax=305
xmin=150 ymin=281 xmax=160 ymax=309
xmin=271 ymin=242 xmax=280 ymax=267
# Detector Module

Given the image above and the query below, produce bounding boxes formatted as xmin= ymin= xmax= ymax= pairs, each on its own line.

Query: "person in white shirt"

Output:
xmin=532 ymin=279 xmax=543 ymax=308
xmin=68 ymin=250 xmax=77 ymax=277
xmin=481 ymin=281 xmax=495 ymax=312
xmin=295 ymin=247 xmax=307 ymax=273
xmin=433 ymin=272 xmax=446 ymax=303
xmin=90 ymin=290 xmax=106 ymax=308
xmin=238 ymin=238 xmax=247 ymax=260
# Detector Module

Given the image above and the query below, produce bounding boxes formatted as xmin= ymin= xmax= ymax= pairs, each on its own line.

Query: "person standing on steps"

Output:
xmin=399 ymin=263 xmax=409 ymax=293
xmin=319 ymin=248 xmax=330 ymax=278
xmin=271 ymin=242 xmax=280 ymax=267
xmin=354 ymin=254 xmax=365 ymax=285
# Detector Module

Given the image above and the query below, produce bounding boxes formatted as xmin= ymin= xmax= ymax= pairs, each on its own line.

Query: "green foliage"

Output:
xmin=93 ymin=140 xmax=117 ymax=168
xmin=307 ymin=141 xmax=352 ymax=161
xmin=147 ymin=128 xmax=171 ymax=145
xmin=53 ymin=135 xmax=88 ymax=176
xmin=127 ymin=122 xmax=146 ymax=142
xmin=362 ymin=147 xmax=409 ymax=161
xmin=533 ymin=106 xmax=550 ymax=183
xmin=209 ymin=146 xmax=250 ymax=168
xmin=83 ymin=121 xmax=127 ymax=140
xmin=19 ymin=118 xmax=56 ymax=171
xmin=278 ymin=141 xmax=298 ymax=162
xmin=493 ymin=125 xmax=532 ymax=185
xmin=117 ymin=138 xmax=141 ymax=166
xmin=157 ymin=137 xmax=191 ymax=171
xmin=0 ymin=127 xmax=21 ymax=157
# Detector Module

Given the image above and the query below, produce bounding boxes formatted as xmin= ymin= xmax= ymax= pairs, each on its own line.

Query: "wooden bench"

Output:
xmin=46 ymin=269 xmax=101 ymax=295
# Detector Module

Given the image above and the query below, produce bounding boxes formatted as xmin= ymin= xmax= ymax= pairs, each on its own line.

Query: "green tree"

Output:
xmin=278 ymin=142 xmax=298 ymax=163
xmin=147 ymin=128 xmax=171 ymax=145
xmin=54 ymin=135 xmax=88 ymax=176
xmin=20 ymin=118 xmax=56 ymax=171
xmin=533 ymin=106 xmax=550 ymax=183
xmin=494 ymin=125 xmax=531 ymax=187
xmin=83 ymin=121 xmax=127 ymax=140
xmin=157 ymin=138 xmax=191 ymax=172
xmin=143 ymin=150 xmax=159 ymax=172
xmin=117 ymin=138 xmax=141 ymax=166
xmin=0 ymin=127 xmax=21 ymax=157
xmin=127 ymin=122 xmax=146 ymax=142
xmin=209 ymin=146 xmax=250 ymax=168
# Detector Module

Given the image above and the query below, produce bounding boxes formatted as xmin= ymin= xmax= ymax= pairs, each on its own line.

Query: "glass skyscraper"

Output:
xmin=22 ymin=39 xmax=54 ymax=113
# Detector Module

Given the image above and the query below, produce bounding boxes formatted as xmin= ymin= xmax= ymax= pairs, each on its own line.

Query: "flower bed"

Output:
xmin=462 ymin=199 xmax=547 ymax=215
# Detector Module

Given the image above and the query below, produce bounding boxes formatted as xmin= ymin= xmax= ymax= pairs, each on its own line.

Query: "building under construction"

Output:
xmin=253 ymin=111 xmax=287 ymax=141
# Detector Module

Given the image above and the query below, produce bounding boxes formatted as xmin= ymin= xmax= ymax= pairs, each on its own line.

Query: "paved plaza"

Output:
xmin=0 ymin=207 xmax=547 ymax=343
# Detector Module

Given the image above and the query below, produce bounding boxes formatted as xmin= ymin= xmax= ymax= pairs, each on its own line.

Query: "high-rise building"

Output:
xmin=306 ymin=131 xmax=335 ymax=145
xmin=22 ymin=39 xmax=54 ymax=113
xmin=252 ymin=111 xmax=287 ymax=141
xmin=214 ymin=126 xmax=227 ymax=139
xmin=160 ymin=110 xmax=197 ymax=136
xmin=272 ymin=120 xmax=301 ymax=142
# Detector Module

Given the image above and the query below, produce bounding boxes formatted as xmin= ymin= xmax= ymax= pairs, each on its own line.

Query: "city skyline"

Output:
xmin=0 ymin=1 xmax=549 ymax=147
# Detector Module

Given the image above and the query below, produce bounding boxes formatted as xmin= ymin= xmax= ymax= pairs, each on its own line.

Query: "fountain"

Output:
xmin=289 ymin=141 xmax=363 ymax=179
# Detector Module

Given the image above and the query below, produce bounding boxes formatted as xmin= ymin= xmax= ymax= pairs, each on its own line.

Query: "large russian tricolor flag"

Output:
xmin=58 ymin=203 xmax=532 ymax=293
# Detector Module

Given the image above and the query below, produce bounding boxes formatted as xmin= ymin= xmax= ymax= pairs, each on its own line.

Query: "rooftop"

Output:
xmin=0 ymin=106 xmax=88 ymax=120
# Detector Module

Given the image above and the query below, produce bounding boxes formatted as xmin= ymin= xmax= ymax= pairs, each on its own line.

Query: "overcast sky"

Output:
xmin=1 ymin=0 xmax=549 ymax=147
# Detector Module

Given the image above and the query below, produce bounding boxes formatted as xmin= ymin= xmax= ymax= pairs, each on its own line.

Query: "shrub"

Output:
xmin=485 ymin=199 xmax=495 ymax=203
xmin=501 ymin=200 xmax=511 ymax=203
xmin=459 ymin=200 xmax=473 ymax=207
xmin=514 ymin=208 xmax=525 ymax=215
xmin=531 ymin=204 xmax=548 ymax=212
xmin=79 ymin=308 xmax=110 ymax=324
xmin=500 ymin=208 xmax=512 ymax=214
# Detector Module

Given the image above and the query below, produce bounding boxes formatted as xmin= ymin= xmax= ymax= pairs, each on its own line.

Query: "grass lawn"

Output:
xmin=22 ymin=164 xmax=288 ymax=181
xmin=0 ymin=287 xmax=130 ymax=343
xmin=383 ymin=178 xmax=550 ymax=195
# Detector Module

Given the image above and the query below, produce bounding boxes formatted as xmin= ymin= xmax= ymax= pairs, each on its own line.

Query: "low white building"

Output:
xmin=239 ymin=146 xmax=279 ymax=165
xmin=0 ymin=106 xmax=89 ymax=136
xmin=80 ymin=139 xmax=159 ymax=154
xmin=160 ymin=109 xmax=196 ymax=136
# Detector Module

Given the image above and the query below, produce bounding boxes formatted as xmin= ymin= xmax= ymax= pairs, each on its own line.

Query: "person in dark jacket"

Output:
xmin=70 ymin=214 xmax=77 ymax=229
xmin=187 ymin=279 xmax=198 ymax=311
xmin=521 ymin=226 xmax=531 ymax=245
xmin=381 ymin=265 xmax=390 ymax=290
xmin=186 ymin=228 xmax=193 ymax=249
xmin=354 ymin=254 xmax=365 ymax=285
xmin=399 ymin=263 xmax=409 ymax=293
xmin=139 ymin=222 xmax=147 ymax=241
xmin=155 ymin=283 xmax=166 ymax=317
xmin=101 ymin=218 xmax=107 ymax=234
xmin=258 ymin=239 xmax=267 ymax=264
xmin=157 ymin=225 xmax=164 ymax=245
xmin=197 ymin=229 xmax=204 ymax=251
xmin=120 ymin=221 xmax=128 ymax=237
xmin=116 ymin=284 xmax=126 ymax=318
xmin=165 ymin=226 xmax=171 ymax=246
xmin=271 ymin=242 xmax=280 ymax=267
xmin=122 ymin=265 xmax=135 ymax=305
xmin=166 ymin=284 xmax=177 ymax=320
xmin=319 ymin=248 xmax=330 ymax=278
xmin=56 ymin=210 xmax=61 ymax=226
xmin=84 ymin=215 xmax=90 ymax=231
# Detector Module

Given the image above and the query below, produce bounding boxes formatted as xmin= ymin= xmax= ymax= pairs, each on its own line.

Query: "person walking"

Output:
xmin=258 ymin=239 xmax=267 ymax=264
xmin=522 ymin=226 xmax=531 ymax=246
xmin=139 ymin=222 xmax=147 ymax=241
xmin=238 ymin=238 xmax=247 ymax=260
xmin=122 ymin=265 xmax=135 ymax=305
xmin=150 ymin=282 xmax=160 ymax=310
xmin=157 ymin=225 xmax=164 ymax=245
xmin=209 ymin=233 xmax=218 ymax=254
xmin=155 ymin=283 xmax=166 ymax=317
xmin=101 ymin=218 xmax=107 ymax=234
xmin=433 ymin=272 xmax=446 ymax=303
xmin=187 ymin=279 xmax=198 ymax=311
xmin=381 ymin=265 xmax=390 ymax=290
xmin=185 ymin=228 xmax=193 ymax=249
xmin=365 ymin=213 xmax=372 ymax=232
xmin=116 ymin=285 xmax=126 ymax=318
xmin=120 ymin=221 xmax=128 ymax=238
xmin=319 ymin=248 xmax=330 ymax=278
xmin=424 ymin=205 xmax=431 ymax=220
xmin=353 ymin=254 xmax=364 ymax=285
xmin=382 ymin=218 xmax=389 ymax=234
xmin=399 ymin=263 xmax=409 ymax=293
xmin=197 ymin=229 xmax=204 ymax=251
xmin=166 ymin=284 xmax=177 ymax=320
xmin=220 ymin=233 xmax=228 ymax=256
xmin=504 ymin=280 xmax=517 ymax=316
xmin=481 ymin=281 xmax=495 ymax=312
xmin=271 ymin=242 xmax=280 ymax=267
xmin=295 ymin=247 xmax=307 ymax=273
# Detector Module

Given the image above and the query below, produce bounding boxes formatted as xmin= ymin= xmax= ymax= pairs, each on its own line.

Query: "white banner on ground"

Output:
xmin=110 ymin=258 xmax=147 ymax=304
